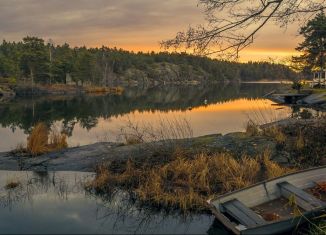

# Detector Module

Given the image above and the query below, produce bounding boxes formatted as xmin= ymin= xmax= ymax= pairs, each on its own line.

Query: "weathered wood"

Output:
xmin=222 ymin=199 xmax=266 ymax=228
xmin=211 ymin=166 xmax=326 ymax=209
xmin=210 ymin=166 xmax=326 ymax=235
xmin=232 ymin=199 xmax=267 ymax=225
xmin=278 ymin=181 xmax=325 ymax=211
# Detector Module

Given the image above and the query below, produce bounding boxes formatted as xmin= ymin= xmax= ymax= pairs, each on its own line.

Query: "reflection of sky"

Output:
xmin=0 ymin=98 xmax=291 ymax=152
xmin=66 ymin=98 xmax=291 ymax=146
xmin=0 ymin=171 xmax=215 ymax=234
xmin=0 ymin=127 xmax=27 ymax=152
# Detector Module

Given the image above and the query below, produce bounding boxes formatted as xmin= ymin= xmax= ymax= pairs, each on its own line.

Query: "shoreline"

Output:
xmin=1 ymin=116 xmax=325 ymax=172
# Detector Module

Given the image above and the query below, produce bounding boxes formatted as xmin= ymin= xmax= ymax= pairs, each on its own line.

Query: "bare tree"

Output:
xmin=162 ymin=0 xmax=326 ymax=58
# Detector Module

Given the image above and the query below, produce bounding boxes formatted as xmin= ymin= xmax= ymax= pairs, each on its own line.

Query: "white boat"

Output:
xmin=209 ymin=166 xmax=326 ymax=235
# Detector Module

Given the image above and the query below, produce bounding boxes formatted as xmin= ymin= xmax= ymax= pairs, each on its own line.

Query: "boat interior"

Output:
xmin=218 ymin=180 xmax=326 ymax=228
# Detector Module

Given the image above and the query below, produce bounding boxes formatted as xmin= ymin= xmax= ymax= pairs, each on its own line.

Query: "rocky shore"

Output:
xmin=0 ymin=131 xmax=295 ymax=172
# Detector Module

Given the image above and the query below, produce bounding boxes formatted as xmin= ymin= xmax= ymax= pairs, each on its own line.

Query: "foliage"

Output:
xmin=292 ymin=81 xmax=303 ymax=92
xmin=0 ymin=36 xmax=297 ymax=85
xmin=293 ymin=12 xmax=326 ymax=74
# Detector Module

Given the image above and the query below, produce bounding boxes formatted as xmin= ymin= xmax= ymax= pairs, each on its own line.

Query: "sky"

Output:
xmin=0 ymin=0 xmax=303 ymax=62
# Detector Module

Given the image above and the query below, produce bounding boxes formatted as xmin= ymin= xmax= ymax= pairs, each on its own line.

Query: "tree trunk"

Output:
xmin=30 ymin=68 xmax=34 ymax=93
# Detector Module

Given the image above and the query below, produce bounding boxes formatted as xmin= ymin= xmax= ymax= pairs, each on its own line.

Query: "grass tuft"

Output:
xmin=27 ymin=123 xmax=49 ymax=155
xmin=26 ymin=122 xmax=68 ymax=156
xmin=262 ymin=150 xmax=296 ymax=179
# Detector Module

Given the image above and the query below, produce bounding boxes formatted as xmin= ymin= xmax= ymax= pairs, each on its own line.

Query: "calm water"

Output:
xmin=0 ymin=83 xmax=293 ymax=152
xmin=0 ymin=171 xmax=228 ymax=234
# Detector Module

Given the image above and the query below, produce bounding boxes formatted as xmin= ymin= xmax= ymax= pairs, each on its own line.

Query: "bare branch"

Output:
xmin=161 ymin=0 xmax=326 ymax=58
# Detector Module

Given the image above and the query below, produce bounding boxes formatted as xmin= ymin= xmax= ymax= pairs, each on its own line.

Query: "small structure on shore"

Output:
xmin=310 ymin=70 xmax=326 ymax=87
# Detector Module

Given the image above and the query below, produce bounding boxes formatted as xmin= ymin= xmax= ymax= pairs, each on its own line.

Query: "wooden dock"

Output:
xmin=273 ymin=93 xmax=308 ymax=104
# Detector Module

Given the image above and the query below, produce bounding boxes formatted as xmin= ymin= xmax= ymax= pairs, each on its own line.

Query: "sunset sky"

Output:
xmin=0 ymin=0 xmax=303 ymax=62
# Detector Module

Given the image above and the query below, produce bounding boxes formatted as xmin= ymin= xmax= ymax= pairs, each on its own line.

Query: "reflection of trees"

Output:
xmin=0 ymin=84 xmax=282 ymax=133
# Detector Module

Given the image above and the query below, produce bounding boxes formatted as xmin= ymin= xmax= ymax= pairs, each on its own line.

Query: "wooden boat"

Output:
xmin=209 ymin=166 xmax=326 ymax=235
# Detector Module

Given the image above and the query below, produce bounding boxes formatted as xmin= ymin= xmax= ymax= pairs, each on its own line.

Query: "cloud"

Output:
xmin=0 ymin=0 xmax=302 ymax=60
xmin=0 ymin=0 xmax=204 ymax=45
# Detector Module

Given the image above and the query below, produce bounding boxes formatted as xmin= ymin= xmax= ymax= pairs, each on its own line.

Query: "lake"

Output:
xmin=0 ymin=170 xmax=229 ymax=234
xmin=0 ymin=83 xmax=294 ymax=152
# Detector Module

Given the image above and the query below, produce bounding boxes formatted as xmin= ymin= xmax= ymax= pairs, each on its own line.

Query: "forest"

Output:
xmin=0 ymin=37 xmax=298 ymax=86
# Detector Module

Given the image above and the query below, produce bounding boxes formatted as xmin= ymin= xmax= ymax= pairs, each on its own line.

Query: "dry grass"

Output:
xmin=49 ymin=128 xmax=68 ymax=151
xmin=26 ymin=122 xmax=68 ymax=156
xmin=84 ymin=86 xmax=124 ymax=94
xmin=84 ymin=86 xmax=110 ymax=93
xmin=262 ymin=150 xmax=296 ymax=179
xmin=119 ymin=116 xmax=193 ymax=143
xmin=27 ymin=123 xmax=49 ymax=155
xmin=86 ymin=150 xmax=296 ymax=212
xmin=295 ymin=129 xmax=305 ymax=150
xmin=275 ymin=116 xmax=326 ymax=167
xmin=214 ymin=154 xmax=260 ymax=192
xmin=263 ymin=126 xmax=287 ymax=145
xmin=245 ymin=120 xmax=260 ymax=136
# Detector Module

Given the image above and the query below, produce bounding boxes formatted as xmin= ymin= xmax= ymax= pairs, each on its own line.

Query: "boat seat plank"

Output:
xmin=278 ymin=181 xmax=326 ymax=211
xmin=222 ymin=199 xmax=267 ymax=228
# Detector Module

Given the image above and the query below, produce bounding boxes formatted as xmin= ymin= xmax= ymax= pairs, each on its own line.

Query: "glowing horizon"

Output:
xmin=0 ymin=0 xmax=305 ymax=62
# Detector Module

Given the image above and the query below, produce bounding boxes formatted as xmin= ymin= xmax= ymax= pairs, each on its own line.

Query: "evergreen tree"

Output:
xmin=20 ymin=36 xmax=49 ymax=85
xmin=293 ymin=12 xmax=326 ymax=74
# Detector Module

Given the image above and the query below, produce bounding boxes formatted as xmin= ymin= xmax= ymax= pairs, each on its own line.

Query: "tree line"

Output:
xmin=0 ymin=36 xmax=297 ymax=86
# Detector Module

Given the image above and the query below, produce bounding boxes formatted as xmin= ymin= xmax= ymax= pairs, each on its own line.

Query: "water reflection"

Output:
xmin=0 ymin=171 xmax=221 ymax=234
xmin=0 ymin=84 xmax=293 ymax=151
